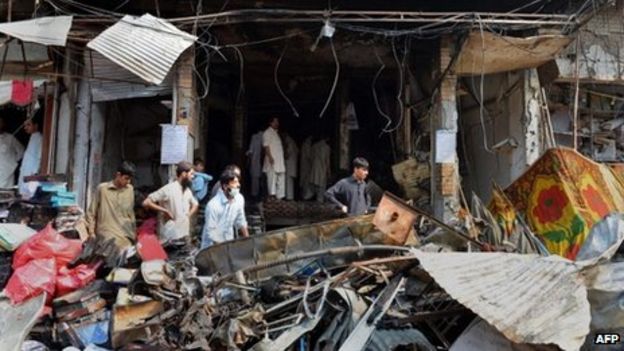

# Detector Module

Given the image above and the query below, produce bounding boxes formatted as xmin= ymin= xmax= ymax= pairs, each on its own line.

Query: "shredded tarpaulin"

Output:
xmin=0 ymin=16 xmax=72 ymax=46
xmin=491 ymin=147 xmax=624 ymax=259
xmin=12 ymin=224 xmax=82 ymax=270
xmin=5 ymin=258 xmax=56 ymax=304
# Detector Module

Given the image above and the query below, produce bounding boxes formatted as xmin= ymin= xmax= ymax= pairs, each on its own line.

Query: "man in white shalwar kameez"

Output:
xmin=0 ymin=116 xmax=24 ymax=188
xmin=283 ymin=132 xmax=298 ymax=200
xmin=263 ymin=117 xmax=286 ymax=200
xmin=19 ymin=117 xmax=42 ymax=195
xmin=310 ymin=138 xmax=331 ymax=202
xmin=299 ymin=137 xmax=314 ymax=200
xmin=246 ymin=129 xmax=264 ymax=198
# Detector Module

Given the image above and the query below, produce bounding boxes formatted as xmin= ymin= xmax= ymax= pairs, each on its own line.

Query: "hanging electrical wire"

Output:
xmin=382 ymin=36 xmax=408 ymax=134
xmin=318 ymin=37 xmax=340 ymax=118
xmin=372 ymin=48 xmax=392 ymax=133
xmin=233 ymin=46 xmax=245 ymax=104
xmin=274 ymin=44 xmax=300 ymax=118
xmin=476 ymin=15 xmax=494 ymax=154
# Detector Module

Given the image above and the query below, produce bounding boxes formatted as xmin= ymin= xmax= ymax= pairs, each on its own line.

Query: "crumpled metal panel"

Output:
xmin=0 ymin=293 xmax=46 ymax=351
xmin=413 ymin=250 xmax=590 ymax=351
xmin=0 ymin=16 xmax=72 ymax=46
xmin=195 ymin=214 xmax=375 ymax=279
xmin=87 ymin=14 xmax=196 ymax=85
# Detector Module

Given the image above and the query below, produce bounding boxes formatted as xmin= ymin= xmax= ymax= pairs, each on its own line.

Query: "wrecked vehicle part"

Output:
xmin=373 ymin=192 xmax=420 ymax=245
xmin=214 ymin=245 xmax=411 ymax=286
xmin=338 ymin=276 xmax=405 ymax=351
xmin=195 ymin=214 xmax=377 ymax=277
xmin=0 ymin=293 xmax=46 ymax=351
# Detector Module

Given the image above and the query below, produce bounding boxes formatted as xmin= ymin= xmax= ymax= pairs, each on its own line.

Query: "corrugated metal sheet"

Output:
xmin=87 ymin=51 xmax=172 ymax=102
xmin=0 ymin=16 xmax=72 ymax=46
xmin=412 ymin=250 xmax=590 ymax=351
xmin=87 ymin=14 xmax=196 ymax=85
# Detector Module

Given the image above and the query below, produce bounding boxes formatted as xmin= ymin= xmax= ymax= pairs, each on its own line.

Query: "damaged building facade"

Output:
xmin=0 ymin=0 xmax=623 ymax=350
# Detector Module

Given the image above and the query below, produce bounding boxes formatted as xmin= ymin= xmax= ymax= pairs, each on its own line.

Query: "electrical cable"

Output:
xmin=372 ymin=48 xmax=392 ymax=132
xmin=318 ymin=37 xmax=340 ymax=118
xmin=476 ymin=15 xmax=494 ymax=154
xmin=274 ymin=44 xmax=300 ymax=118
xmin=233 ymin=46 xmax=245 ymax=103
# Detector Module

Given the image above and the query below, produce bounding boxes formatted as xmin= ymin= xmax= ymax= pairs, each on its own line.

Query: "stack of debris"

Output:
xmin=392 ymin=153 xmax=431 ymax=209
xmin=0 ymin=159 xmax=622 ymax=350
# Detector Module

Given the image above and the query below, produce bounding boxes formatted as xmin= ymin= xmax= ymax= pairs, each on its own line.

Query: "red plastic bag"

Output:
xmin=56 ymin=264 xmax=97 ymax=297
xmin=136 ymin=218 xmax=167 ymax=261
xmin=5 ymin=258 xmax=56 ymax=304
xmin=13 ymin=224 xmax=82 ymax=270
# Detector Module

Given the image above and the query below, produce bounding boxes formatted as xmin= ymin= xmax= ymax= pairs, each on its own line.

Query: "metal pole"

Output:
xmin=572 ymin=36 xmax=581 ymax=151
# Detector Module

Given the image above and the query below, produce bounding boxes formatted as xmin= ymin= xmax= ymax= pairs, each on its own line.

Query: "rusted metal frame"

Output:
xmin=213 ymin=245 xmax=412 ymax=286
xmin=383 ymin=191 xmax=488 ymax=249
xmin=425 ymin=319 xmax=452 ymax=349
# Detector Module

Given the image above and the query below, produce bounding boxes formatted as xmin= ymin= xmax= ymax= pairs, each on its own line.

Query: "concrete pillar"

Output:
xmin=523 ymin=68 xmax=542 ymax=169
xmin=72 ymin=77 xmax=90 ymax=209
xmin=232 ymin=97 xmax=246 ymax=167
xmin=174 ymin=50 xmax=198 ymax=162
xmin=87 ymin=103 xmax=106 ymax=201
xmin=432 ymin=36 xmax=460 ymax=221
xmin=395 ymin=83 xmax=412 ymax=160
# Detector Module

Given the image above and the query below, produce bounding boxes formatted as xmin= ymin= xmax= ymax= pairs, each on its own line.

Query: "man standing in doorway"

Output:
xmin=246 ymin=128 xmax=264 ymax=199
xmin=143 ymin=161 xmax=199 ymax=243
xmin=283 ymin=131 xmax=298 ymax=201
xmin=0 ymin=116 xmax=24 ymax=188
xmin=201 ymin=169 xmax=249 ymax=249
xmin=18 ymin=116 xmax=42 ymax=195
xmin=263 ymin=116 xmax=285 ymax=200
xmin=325 ymin=157 xmax=372 ymax=216
xmin=86 ymin=162 xmax=137 ymax=249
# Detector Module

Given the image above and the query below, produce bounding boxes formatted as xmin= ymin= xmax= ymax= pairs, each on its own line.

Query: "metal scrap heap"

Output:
xmin=0 ymin=191 xmax=623 ymax=351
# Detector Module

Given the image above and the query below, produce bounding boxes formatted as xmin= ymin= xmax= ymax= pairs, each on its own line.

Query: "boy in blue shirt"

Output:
xmin=191 ymin=158 xmax=213 ymax=203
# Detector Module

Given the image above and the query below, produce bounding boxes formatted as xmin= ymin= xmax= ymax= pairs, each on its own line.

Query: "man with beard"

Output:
xmin=143 ymin=161 xmax=199 ymax=243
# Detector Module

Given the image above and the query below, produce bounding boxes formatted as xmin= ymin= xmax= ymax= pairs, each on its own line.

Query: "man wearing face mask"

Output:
xmin=201 ymin=169 xmax=249 ymax=249
xmin=143 ymin=161 xmax=199 ymax=243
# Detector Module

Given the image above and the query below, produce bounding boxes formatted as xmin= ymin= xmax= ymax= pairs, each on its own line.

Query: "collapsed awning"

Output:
xmin=0 ymin=16 xmax=72 ymax=46
xmin=455 ymin=31 xmax=572 ymax=76
xmin=87 ymin=51 xmax=172 ymax=102
xmin=87 ymin=14 xmax=197 ymax=85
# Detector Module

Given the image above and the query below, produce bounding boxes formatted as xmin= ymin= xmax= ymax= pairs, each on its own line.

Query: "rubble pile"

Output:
xmin=0 ymin=185 xmax=621 ymax=350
